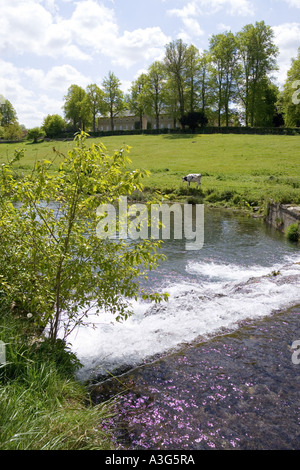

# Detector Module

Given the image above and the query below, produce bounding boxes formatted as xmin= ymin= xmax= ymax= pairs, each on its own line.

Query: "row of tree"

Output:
xmin=1 ymin=20 xmax=299 ymax=141
xmin=62 ymin=21 xmax=300 ymax=132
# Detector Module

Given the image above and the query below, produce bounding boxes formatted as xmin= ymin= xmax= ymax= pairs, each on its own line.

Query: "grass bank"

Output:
xmin=0 ymin=300 xmax=114 ymax=450
xmin=1 ymin=133 xmax=299 ymax=212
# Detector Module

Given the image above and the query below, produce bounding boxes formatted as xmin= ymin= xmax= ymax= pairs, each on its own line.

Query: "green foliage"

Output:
xmin=286 ymin=223 xmax=300 ymax=243
xmin=180 ymin=111 xmax=208 ymax=132
xmin=63 ymin=85 xmax=92 ymax=131
xmin=0 ymin=377 xmax=113 ymax=450
xmin=143 ymin=61 xmax=168 ymax=129
xmin=102 ymin=72 xmax=127 ymax=131
xmin=0 ymin=132 xmax=167 ymax=343
xmin=209 ymin=31 xmax=240 ymax=126
xmin=164 ymin=39 xmax=189 ymax=126
xmin=0 ymin=308 xmax=112 ymax=449
xmin=236 ymin=21 xmax=279 ymax=126
xmin=27 ymin=127 xmax=46 ymax=143
xmin=128 ymin=74 xmax=148 ymax=130
xmin=42 ymin=114 xmax=66 ymax=138
xmin=86 ymin=84 xmax=105 ymax=133
xmin=58 ymin=22 xmax=292 ymax=133
xmin=281 ymin=47 xmax=300 ymax=127
xmin=3 ymin=122 xmax=23 ymax=141
xmin=0 ymin=99 xmax=18 ymax=127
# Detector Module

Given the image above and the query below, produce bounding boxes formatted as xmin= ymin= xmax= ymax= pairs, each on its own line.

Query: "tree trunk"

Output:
xmin=156 ymin=114 xmax=159 ymax=130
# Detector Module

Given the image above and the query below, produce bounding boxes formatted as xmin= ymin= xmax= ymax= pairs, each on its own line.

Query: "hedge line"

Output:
xmin=1 ymin=126 xmax=299 ymax=143
xmin=88 ymin=126 xmax=300 ymax=137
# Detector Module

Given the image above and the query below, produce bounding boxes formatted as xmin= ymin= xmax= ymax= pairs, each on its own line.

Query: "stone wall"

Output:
xmin=266 ymin=203 xmax=300 ymax=232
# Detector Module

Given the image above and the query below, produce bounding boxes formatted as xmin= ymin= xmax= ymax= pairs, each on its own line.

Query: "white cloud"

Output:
xmin=283 ymin=0 xmax=300 ymax=7
xmin=0 ymin=0 xmax=92 ymax=60
xmin=0 ymin=0 xmax=172 ymax=127
xmin=25 ymin=65 xmax=91 ymax=92
xmin=217 ymin=23 xmax=232 ymax=31
xmin=0 ymin=0 xmax=169 ymax=67
xmin=0 ymin=1 xmax=53 ymax=55
xmin=107 ymin=27 xmax=171 ymax=68
xmin=168 ymin=0 xmax=253 ymax=39
xmin=0 ymin=59 xmax=93 ymax=127
xmin=273 ymin=22 xmax=300 ymax=86
xmin=0 ymin=59 xmax=39 ymax=126
xmin=168 ymin=2 xmax=204 ymax=39
xmin=168 ymin=0 xmax=254 ymax=20
xmin=59 ymin=0 xmax=119 ymax=52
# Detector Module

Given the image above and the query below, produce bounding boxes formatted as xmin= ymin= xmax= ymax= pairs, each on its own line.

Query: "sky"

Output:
xmin=0 ymin=0 xmax=300 ymax=128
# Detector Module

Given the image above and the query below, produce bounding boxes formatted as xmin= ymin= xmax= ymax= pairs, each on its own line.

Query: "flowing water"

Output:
xmin=67 ymin=207 xmax=300 ymax=450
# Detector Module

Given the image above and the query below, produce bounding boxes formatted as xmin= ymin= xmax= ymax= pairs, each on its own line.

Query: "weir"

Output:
xmin=67 ymin=207 xmax=300 ymax=382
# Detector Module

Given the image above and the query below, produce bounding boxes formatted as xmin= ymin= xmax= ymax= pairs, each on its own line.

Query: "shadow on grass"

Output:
xmin=25 ymin=139 xmax=46 ymax=145
xmin=163 ymin=133 xmax=198 ymax=140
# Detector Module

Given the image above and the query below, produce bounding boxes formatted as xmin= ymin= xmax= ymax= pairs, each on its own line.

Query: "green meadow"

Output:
xmin=1 ymin=133 xmax=300 ymax=211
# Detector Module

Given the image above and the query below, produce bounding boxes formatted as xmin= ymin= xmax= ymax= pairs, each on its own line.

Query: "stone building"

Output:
xmin=97 ymin=113 xmax=177 ymax=132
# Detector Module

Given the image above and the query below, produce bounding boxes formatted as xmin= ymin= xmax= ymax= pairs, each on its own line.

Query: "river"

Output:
xmin=67 ymin=207 xmax=300 ymax=450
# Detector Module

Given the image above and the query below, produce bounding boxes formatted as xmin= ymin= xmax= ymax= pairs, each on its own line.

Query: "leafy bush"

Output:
xmin=205 ymin=191 xmax=221 ymax=203
xmin=220 ymin=190 xmax=235 ymax=201
xmin=27 ymin=127 xmax=46 ymax=143
xmin=0 ymin=131 xmax=167 ymax=344
xmin=186 ymin=195 xmax=203 ymax=205
xmin=3 ymin=122 xmax=23 ymax=141
xmin=286 ymin=223 xmax=300 ymax=242
xmin=42 ymin=114 xmax=66 ymax=138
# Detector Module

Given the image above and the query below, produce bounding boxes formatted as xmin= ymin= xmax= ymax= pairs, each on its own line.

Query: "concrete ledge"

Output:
xmin=266 ymin=203 xmax=300 ymax=232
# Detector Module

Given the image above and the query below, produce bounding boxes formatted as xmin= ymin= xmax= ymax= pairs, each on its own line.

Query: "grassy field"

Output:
xmin=1 ymin=133 xmax=300 ymax=211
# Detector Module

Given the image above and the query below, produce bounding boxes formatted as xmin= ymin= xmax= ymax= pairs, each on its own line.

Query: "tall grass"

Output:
xmin=0 ymin=301 xmax=114 ymax=450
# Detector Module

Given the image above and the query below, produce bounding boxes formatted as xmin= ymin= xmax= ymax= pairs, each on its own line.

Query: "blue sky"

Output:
xmin=1 ymin=0 xmax=299 ymax=128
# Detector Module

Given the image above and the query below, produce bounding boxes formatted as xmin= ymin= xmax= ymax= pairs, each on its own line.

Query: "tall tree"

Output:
xmin=250 ymin=79 xmax=279 ymax=127
xmin=164 ymin=77 xmax=181 ymax=129
xmin=144 ymin=61 xmax=167 ymax=130
xmin=63 ymin=85 xmax=91 ymax=131
xmin=86 ymin=84 xmax=105 ymax=133
xmin=236 ymin=21 xmax=279 ymax=126
xmin=198 ymin=51 xmax=211 ymax=114
xmin=0 ymin=98 xmax=18 ymax=126
xmin=164 ymin=39 xmax=189 ymax=128
xmin=185 ymin=45 xmax=202 ymax=114
xmin=281 ymin=47 xmax=300 ymax=127
xmin=209 ymin=32 xmax=240 ymax=126
xmin=102 ymin=72 xmax=126 ymax=131
xmin=129 ymin=74 xmax=148 ymax=130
